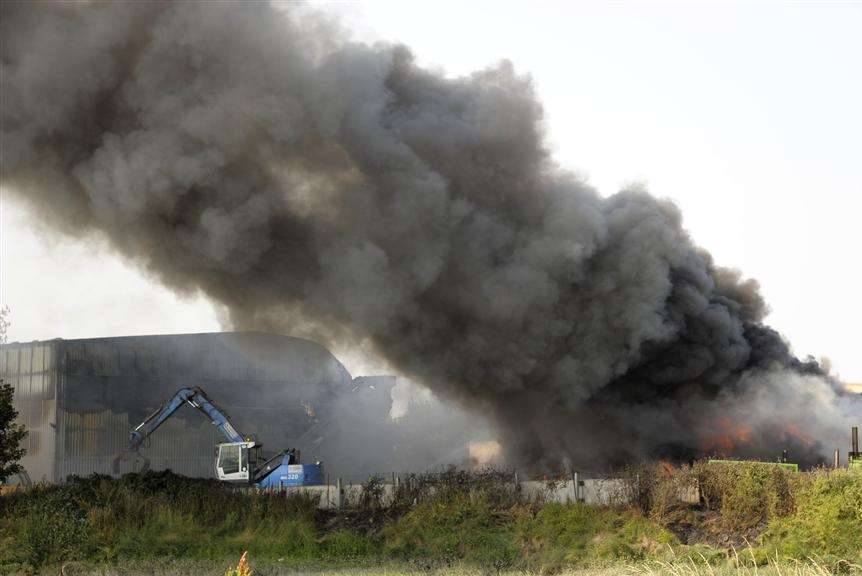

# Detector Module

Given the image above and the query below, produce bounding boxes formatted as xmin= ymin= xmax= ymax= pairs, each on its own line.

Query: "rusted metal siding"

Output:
xmin=0 ymin=341 xmax=58 ymax=483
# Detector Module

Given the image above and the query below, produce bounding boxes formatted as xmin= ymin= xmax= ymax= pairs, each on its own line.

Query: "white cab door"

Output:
xmin=216 ymin=442 xmax=252 ymax=482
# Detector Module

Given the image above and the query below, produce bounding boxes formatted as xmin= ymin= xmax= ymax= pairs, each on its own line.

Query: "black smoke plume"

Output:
xmin=2 ymin=1 xmax=858 ymax=470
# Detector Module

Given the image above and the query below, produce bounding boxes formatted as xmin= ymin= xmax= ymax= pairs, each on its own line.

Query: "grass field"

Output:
xmin=1 ymin=464 xmax=860 ymax=575
xmin=39 ymin=561 xmax=862 ymax=575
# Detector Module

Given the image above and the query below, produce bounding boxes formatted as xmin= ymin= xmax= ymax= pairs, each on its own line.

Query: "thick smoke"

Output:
xmin=2 ymin=1 xmax=858 ymax=470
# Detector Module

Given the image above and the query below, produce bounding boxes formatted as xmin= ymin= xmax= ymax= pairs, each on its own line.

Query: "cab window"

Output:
xmin=219 ymin=444 xmax=240 ymax=475
xmin=240 ymin=445 xmax=249 ymax=473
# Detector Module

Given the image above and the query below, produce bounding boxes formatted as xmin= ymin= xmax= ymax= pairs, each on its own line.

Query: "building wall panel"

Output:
xmin=56 ymin=408 xmax=220 ymax=479
xmin=2 ymin=332 xmax=400 ymax=483
xmin=47 ymin=332 xmax=351 ymax=482
xmin=0 ymin=342 xmax=57 ymax=483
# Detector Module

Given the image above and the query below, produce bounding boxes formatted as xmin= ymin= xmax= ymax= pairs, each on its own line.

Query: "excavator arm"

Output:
xmin=114 ymin=386 xmax=249 ymax=475
xmin=128 ymin=386 xmax=246 ymax=449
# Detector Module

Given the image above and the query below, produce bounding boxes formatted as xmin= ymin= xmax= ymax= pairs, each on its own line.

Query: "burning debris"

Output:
xmin=1 ymin=1 xmax=859 ymax=471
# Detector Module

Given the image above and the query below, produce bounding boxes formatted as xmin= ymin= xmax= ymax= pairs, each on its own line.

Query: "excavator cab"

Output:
xmin=216 ymin=441 xmax=256 ymax=482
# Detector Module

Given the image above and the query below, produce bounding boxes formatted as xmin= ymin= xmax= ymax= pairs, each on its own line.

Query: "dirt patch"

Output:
xmin=665 ymin=508 xmax=766 ymax=550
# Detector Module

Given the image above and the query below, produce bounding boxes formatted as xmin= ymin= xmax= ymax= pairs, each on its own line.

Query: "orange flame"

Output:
xmin=782 ymin=423 xmax=813 ymax=445
xmin=468 ymin=440 xmax=502 ymax=470
xmin=701 ymin=417 xmax=752 ymax=456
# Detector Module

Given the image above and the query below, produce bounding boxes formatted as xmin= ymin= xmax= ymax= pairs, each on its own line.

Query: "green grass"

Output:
xmin=517 ymin=502 xmax=678 ymax=571
xmin=383 ymin=490 xmax=519 ymax=568
xmin=1 ymin=465 xmax=861 ymax=575
xmin=759 ymin=468 xmax=862 ymax=564
xmin=7 ymin=562 xmax=860 ymax=575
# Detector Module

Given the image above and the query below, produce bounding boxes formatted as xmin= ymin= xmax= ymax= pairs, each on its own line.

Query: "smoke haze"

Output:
xmin=2 ymin=1 xmax=858 ymax=469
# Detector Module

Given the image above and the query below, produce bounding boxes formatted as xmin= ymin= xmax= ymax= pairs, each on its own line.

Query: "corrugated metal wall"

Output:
xmin=50 ymin=332 xmax=351 ymax=482
xmin=0 ymin=342 xmax=57 ymax=483
xmin=1 ymin=332 xmax=398 ymax=483
xmin=56 ymin=408 xmax=220 ymax=479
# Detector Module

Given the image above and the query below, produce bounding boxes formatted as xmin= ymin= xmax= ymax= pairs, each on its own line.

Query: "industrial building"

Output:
xmin=1 ymin=332 xmax=370 ymax=483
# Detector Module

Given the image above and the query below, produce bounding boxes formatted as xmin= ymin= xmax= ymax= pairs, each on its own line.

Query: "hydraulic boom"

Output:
xmin=129 ymin=386 xmax=247 ymax=449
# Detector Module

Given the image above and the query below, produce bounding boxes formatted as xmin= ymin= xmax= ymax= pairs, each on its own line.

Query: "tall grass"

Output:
xmin=0 ymin=471 xmax=330 ymax=571
xmin=620 ymin=461 xmax=800 ymax=530
xmin=629 ymin=559 xmax=862 ymax=576
xmin=616 ymin=463 xmax=862 ymax=570
xmin=2 ymin=465 xmax=861 ymax=574
xmin=759 ymin=468 xmax=862 ymax=562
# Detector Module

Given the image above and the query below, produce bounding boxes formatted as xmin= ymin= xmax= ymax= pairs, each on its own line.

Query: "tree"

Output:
xmin=0 ymin=306 xmax=27 ymax=481
xmin=0 ymin=379 xmax=27 ymax=482
xmin=0 ymin=305 xmax=8 ymax=343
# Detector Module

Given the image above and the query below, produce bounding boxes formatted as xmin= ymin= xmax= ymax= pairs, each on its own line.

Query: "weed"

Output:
xmin=224 ymin=551 xmax=252 ymax=576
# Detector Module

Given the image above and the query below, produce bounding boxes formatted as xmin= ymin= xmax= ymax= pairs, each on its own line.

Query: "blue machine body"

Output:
xmin=255 ymin=461 xmax=326 ymax=489
xmin=245 ymin=444 xmax=325 ymax=488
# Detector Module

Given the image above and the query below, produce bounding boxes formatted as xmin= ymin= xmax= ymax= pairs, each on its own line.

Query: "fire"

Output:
xmin=700 ymin=418 xmax=815 ymax=460
xmin=468 ymin=440 xmax=502 ymax=469
xmin=781 ymin=423 xmax=813 ymax=446
xmin=700 ymin=417 xmax=752 ymax=456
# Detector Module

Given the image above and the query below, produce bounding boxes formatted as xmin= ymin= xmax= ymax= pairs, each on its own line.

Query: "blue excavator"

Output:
xmin=114 ymin=386 xmax=324 ymax=488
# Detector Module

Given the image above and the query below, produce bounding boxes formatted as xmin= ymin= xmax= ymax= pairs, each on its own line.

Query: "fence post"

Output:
xmin=573 ymin=471 xmax=580 ymax=503
xmin=336 ymin=477 xmax=343 ymax=510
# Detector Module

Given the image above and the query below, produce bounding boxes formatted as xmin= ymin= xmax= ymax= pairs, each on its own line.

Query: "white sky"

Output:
xmin=1 ymin=0 xmax=860 ymax=382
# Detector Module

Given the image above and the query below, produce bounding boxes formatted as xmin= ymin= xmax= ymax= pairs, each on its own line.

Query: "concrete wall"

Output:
xmin=520 ymin=479 xmax=629 ymax=506
xmin=274 ymin=478 xmax=635 ymax=509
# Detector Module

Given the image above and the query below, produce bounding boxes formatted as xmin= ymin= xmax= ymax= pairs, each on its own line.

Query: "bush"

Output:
xmin=391 ymin=468 xmax=520 ymax=511
xmin=20 ymin=489 xmax=90 ymax=569
xmin=761 ymin=468 xmax=862 ymax=562
xmin=619 ymin=462 xmax=698 ymax=522
xmin=694 ymin=461 xmax=797 ymax=530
